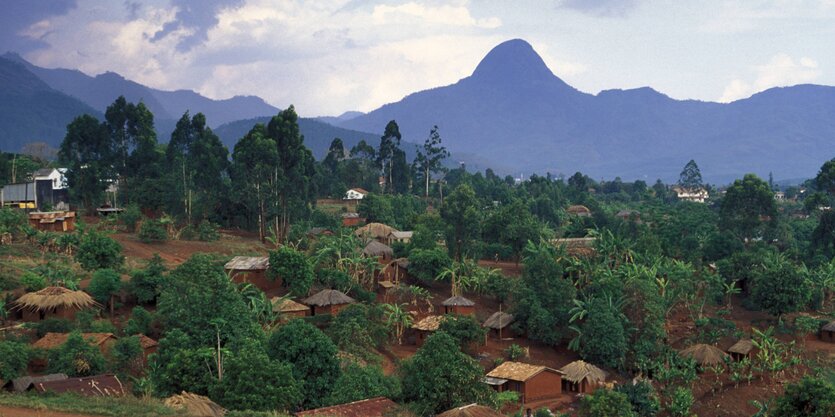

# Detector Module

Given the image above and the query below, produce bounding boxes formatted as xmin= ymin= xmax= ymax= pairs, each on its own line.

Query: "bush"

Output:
xmin=615 ymin=381 xmax=660 ymax=417
xmin=267 ymin=247 xmax=313 ymax=298
xmin=20 ymin=271 xmax=46 ymax=291
xmin=32 ymin=318 xmax=74 ymax=337
xmin=496 ymin=390 xmax=520 ymax=408
xmin=88 ymin=269 xmax=122 ymax=314
xmin=75 ymin=230 xmax=124 ymax=271
xmin=327 ymin=363 xmax=400 ymax=406
xmin=772 ymin=376 xmax=835 ymax=417
xmin=138 ymin=219 xmax=167 ymax=243
xmin=129 ymin=254 xmax=167 ymax=304
xmin=505 ymin=344 xmax=525 ymax=361
xmin=0 ymin=340 xmax=31 ymax=381
xmin=125 ymin=306 xmax=156 ymax=336
xmin=111 ymin=335 xmax=143 ymax=375
xmin=578 ymin=388 xmax=636 ymax=417
xmin=120 ymin=204 xmax=142 ymax=233
xmin=408 ymin=248 xmax=452 ymax=283
xmin=48 ymin=331 xmax=107 ymax=376
xmin=197 ymin=220 xmax=220 ymax=242
xmin=438 ymin=315 xmax=486 ymax=351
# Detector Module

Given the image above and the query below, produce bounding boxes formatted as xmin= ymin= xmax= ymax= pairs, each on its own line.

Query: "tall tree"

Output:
xmin=815 ymin=158 xmax=835 ymax=195
xmin=415 ymin=126 xmax=450 ymax=198
xmin=677 ymin=160 xmax=703 ymax=190
xmin=378 ymin=120 xmax=402 ymax=194
xmin=719 ymin=174 xmax=777 ymax=240
xmin=440 ymin=184 xmax=481 ymax=261
xmin=231 ymin=125 xmax=278 ymax=242
xmin=59 ymin=115 xmax=113 ymax=211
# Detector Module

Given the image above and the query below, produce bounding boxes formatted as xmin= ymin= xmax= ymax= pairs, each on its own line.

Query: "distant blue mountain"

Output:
xmin=337 ymin=39 xmax=835 ymax=183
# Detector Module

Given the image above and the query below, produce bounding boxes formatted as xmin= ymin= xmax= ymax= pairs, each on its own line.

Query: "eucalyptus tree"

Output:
xmin=231 ymin=125 xmax=278 ymax=242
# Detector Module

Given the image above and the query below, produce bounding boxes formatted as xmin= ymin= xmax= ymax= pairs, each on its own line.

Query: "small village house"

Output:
xmin=295 ymin=397 xmax=401 ymax=417
xmin=14 ymin=286 xmax=99 ymax=321
xmin=387 ymin=230 xmax=413 ymax=246
xmin=341 ymin=212 xmax=364 ymax=227
xmin=615 ymin=209 xmax=641 ymax=222
xmin=436 ymin=404 xmax=504 ymax=417
xmin=0 ymin=168 xmax=69 ymax=210
xmin=33 ymin=332 xmax=118 ymax=356
xmin=680 ymin=344 xmax=729 ymax=370
xmin=302 ymin=289 xmax=356 ymax=316
xmin=4 ymin=374 xmax=67 ymax=393
xmin=411 ymin=315 xmax=443 ymax=347
xmin=442 ymin=296 xmax=475 ymax=316
xmin=363 ymin=240 xmax=394 ymax=262
xmin=137 ymin=334 xmax=158 ymax=363
xmin=484 ymin=361 xmax=563 ymax=403
xmin=272 ymin=297 xmax=310 ymax=319
xmin=355 ymin=222 xmax=398 ymax=243
xmin=566 ymin=205 xmax=592 ymax=217
xmin=379 ymin=258 xmax=410 ymax=285
xmin=482 ymin=311 xmax=514 ymax=339
xmin=727 ymin=339 xmax=754 ymax=362
xmin=820 ymin=321 xmax=835 ymax=343
xmin=28 ymin=211 xmax=76 ymax=232
xmin=559 ymin=360 xmax=607 ymax=394
xmin=224 ymin=256 xmax=274 ymax=292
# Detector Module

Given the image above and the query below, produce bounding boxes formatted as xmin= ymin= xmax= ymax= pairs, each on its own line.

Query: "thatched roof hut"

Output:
xmin=727 ymin=339 xmax=753 ymax=355
xmin=15 ymin=286 xmax=99 ymax=320
xmin=442 ymin=296 xmax=475 ymax=307
xmin=272 ymin=297 xmax=309 ymax=314
xmin=363 ymin=240 xmax=393 ymax=259
xmin=482 ymin=312 xmax=514 ymax=330
xmin=566 ymin=205 xmax=591 ymax=216
xmin=165 ymin=391 xmax=226 ymax=417
xmin=680 ymin=344 xmax=729 ymax=367
xmin=355 ymin=222 xmax=398 ymax=241
xmin=302 ymin=289 xmax=356 ymax=315
xmin=412 ymin=315 xmax=444 ymax=331
xmin=559 ymin=360 xmax=607 ymax=384
xmin=436 ymin=404 xmax=504 ymax=417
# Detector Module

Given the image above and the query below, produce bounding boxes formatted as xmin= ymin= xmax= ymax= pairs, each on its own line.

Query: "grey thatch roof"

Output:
xmin=224 ymin=256 xmax=269 ymax=271
xmin=680 ymin=344 xmax=729 ymax=366
xmin=436 ymin=404 xmax=504 ymax=417
xmin=727 ymin=339 xmax=754 ymax=355
xmin=4 ymin=374 xmax=67 ymax=392
xmin=559 ymin=360 xmax=607 ymax=384
xmin=389 ymin=231 xmax=413 ymax=239
xmin=823 ymin=321 xmax=835 ymax=332
xmin=363 ymin=240 xmax=393 ymax=257
xmin=15 ymin=286 xmax=99 ymax=312
xmin=442 ymin=296 xmax=475 ymax=307
xmin=302 ymin=289 xmax=356 ymax=307
xmin=482 ymin=312 xmax=514 ymax=330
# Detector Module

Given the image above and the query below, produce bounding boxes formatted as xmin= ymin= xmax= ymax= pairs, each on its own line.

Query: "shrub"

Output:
xmin=75 ymin=230 xmax=124 ymax=271
xmin=772 ymin=376 xmax=835 ymax=417
xmin=615 ymin=381 xmax=660 ymax=417
xmin=408 ymin=248 xmax=452 ymax=283
xmin=327 ymin=363 xmax=400 ymax=406
xmin=88 ymin=269 xmax=122 ymax=314
xmin=111 ymin=335 xmax=143 ymax=375
xmin=48 ymin=331 xmax=107 ymax=376
xmin=197 ymin=220 xmax=220 ymax=241
xmin=129 ymin=254 xmax=167 ymax=304
xmin=267 ymin=247 xmax=313 ymax=298
xmin=505 ymin=344 xmax=525 ymax=361
xmin=120 ymin=204 xmax=142 ymax=233
xmin=138 ymin=219 xmax=167 ymax=243
xmin=32 ymin=318 xmax=74 ymax=337
xmin=20 ymin=271 xmax=46 ymax=291
xmin=578 ymin=388 xmax=636 ymax=417
xmin=496 ymin=390 xmax=520 ymax=408
xmin=125 ymin=306 xmax=155 ymax=336
xmin=0 ymin=340 xmax=31 ymax=381
xmin=438 ymin=314 xmax=486 ymax=351
xmin=667 ymin=387 xmax=694 ymax=417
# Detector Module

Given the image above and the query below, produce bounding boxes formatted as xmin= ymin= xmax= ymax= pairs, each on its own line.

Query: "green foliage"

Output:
xmin=75 ymin=230 xmax=124 ymax=271
xmin=666 ymin=387 xmax=694 ymax=417
xmin=400 ymin=331 xmax=496 ymax=415
xmin=505 ymin=344 xmax=525 ymax=361
xmin=48 ymin=331 xmax=107 ymax=377
xmin=358 ymin=193 xmax=395 ymax=225
xmin=129 ymin=254 xmax=167 ymax=304
xmin=328 ymin=304 xmax=386 ymax=361
xmin=719 ymin=173 xmax=777 ymax=239
xmin=268 ymin=246 xmax=314 ymax=297
xmin=32 ymin=318 xmax=74 ymax=337
xmin=438 ymin=314 xmax=486 ymax=350
xmin=20 ymin=271 xmax=46 ymax=291
xmin=616 ymin=381 xmax=660 ymax=417
xmin=772 ymin=376 xmax=835 ymax=417
xmin=0 ymin=340 xmax=31 ymax=381
xmin=0 ymin=207 xmax=28 ymax=237
xmin=197 ymin=220 xmax=220 ymax=241
xmin=149 ymin=329 xmax=214 ymax=396
xmin=578 ymin=388 xmax=637 ymax=417
xmin=408 ymin=247 xmax=452 ymax=284
xmin=120 ymin=204 xmax=142 ymax=233
xmin=750 ymin=253 xmax=812 ymax=318
xmin=111 ymin=335 xmax=143 ymax=375
xmin=88 ymin=268 xmax=122 ymax=306
xmin=0 ymin=391 xmax=176 ymax=417
xmin=59 ymin=114 xmax=113 ymax=210
xmin=138 ymin=218 xmax=168 ymax=243
xmin=677 ymin=160 xmax=703 ymax=190
xmin=210 ymin=339 xmax=302 ymax=412
xmin=578 ymin=297 xmax=627 ymax=369
xmin=328 ymin=363 xmax=401 ymax=406
xmin=124 ymin=306 xmax=156 ymax=336
xmin=441 ymin=184 xmax=482 ymax=260
xmin=267 ymin=319 xmax=340 ymax=408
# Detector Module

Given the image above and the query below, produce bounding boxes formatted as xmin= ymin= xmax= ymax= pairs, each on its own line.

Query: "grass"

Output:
xmin=0 ymin=392 xmax=175 ymax=417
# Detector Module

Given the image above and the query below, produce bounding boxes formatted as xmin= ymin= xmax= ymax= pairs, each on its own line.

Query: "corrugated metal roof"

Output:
xmin=442 ymin=296 xmax=475 ymax=306
xmin=486 ymin=361 xmax=562 ymax=381
xmin=33 ymin=374 xmax=125 ymax=397
xmin=295 ymin=397 xmax=400 ymax=417
xmin=482 ymin=312 xmax=514 ymax=330
xmin=1 ymin=182 xmax=35 ymax=202
xmin=5 ymin=374 xmax=67 ymax=392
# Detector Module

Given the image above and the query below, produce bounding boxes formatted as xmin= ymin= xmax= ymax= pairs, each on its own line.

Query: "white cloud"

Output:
xmin=371 ymin=2 xmax=501 ymax=28
xmin=719 ymin=53 xmax=821 ymax=102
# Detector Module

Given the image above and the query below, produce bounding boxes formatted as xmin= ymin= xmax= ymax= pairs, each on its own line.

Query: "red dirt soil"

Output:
xmin=0 ymin=406 xmax=100 ymax=417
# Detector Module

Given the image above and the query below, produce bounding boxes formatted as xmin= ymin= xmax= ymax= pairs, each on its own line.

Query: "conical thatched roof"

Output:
xmin=271 ymin=297 xmax=309 ymax=313
xmin=355 ymin=222 xmax=398 ymax=240
xmin=14 ymin=286 xmax=99 ymax=312
xmin=442 ymin=296 xmax=475 ymax=307
xmin=302 ymin=289 xmax=356 ymax=307
xmin=559 ymin=360 xmax=607 ymax=384
xmin=363 ymin=240 xmax=394 ymax=257
xmin=437 ymin=404 xmax=504 ymax=417
xmin=164 ymin=391 xmax=226 ymax=417
xmin=680 ymin=344 xmax=729 ymax=366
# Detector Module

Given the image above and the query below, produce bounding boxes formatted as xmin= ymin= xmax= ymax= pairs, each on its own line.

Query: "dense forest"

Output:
xmin=1 ymin=96 xmax=834 ymax=417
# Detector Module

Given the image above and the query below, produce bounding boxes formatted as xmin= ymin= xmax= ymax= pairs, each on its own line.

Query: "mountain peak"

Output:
xmin=471 ymin=39 xmax=556 ymax=83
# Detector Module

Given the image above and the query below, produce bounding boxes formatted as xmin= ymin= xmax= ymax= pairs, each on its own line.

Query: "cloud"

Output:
xmin=720 ymin=54 xmax=822 ymax=102
xmin=0 ymin=0 xmax=77 ymax=52
xmin=151 ymin=0 xmax=245 ymax=52
xmin=370 ymin=2 xmax=501 ymax=28
xmin=558 ymin=0 xmax=638 ymax=17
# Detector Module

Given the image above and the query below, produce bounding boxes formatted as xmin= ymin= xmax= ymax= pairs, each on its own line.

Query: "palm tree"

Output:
xmin=236 ymin=283 xmax=276 ymax=330
xmin=723 ymin=280 xmax=741 ymax=310
xmin=383 ymin=303 xmax=413 ymax=345
xmin=436 ymin=262 xmax=461 ymax=297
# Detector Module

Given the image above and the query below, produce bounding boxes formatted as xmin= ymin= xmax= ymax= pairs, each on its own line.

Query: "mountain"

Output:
xmin=2 ymin=53 xmax=278 ymax=127
xmin=338 ymin=39 xmax=835 ymax=183
xmin=0 ymin=57 xmax=101 ymax=151
xmin=314 ymin=111 xmax=365 ymax=126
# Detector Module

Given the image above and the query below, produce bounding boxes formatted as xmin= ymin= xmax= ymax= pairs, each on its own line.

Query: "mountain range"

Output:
xmin=3 ymin=40 xmax=835 ymax=182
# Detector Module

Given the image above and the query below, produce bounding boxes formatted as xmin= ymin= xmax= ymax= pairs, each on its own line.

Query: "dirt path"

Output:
xmin=0 ymin=406 xmax=99 ymax=417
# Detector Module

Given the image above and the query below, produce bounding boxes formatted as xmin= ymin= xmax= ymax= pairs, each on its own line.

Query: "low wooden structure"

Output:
xmin=443 ymin=296 xmax=475 ymax=316
xmin=224 ymin=256 xmax=274 ymax=291
xmin=436 ymin=404 xmax=504 ymax=417
xmin=33 ymin=332 xmax=117 ymax=355
xmin=821 ymin=321 xmax=835 ymax=343
xmin=727 ymin=339 xmax=754 ymax=361
xmin=680 ymin=344 xmax=729 ymax=369
xmin=28 ymin=211 xmax=76 ymax=232
xmin=272 ymin=297 xmax=311 ymax=319
xmin=14 ymin=286 xmax=99 ymax=321
xmin=485 ymin=361 xmax=563 ymax=403
xmin=483 ymin=311 xmax=514 ymax=339
xmin=559 ymin=360 xmax=607 ymax=394
xmin=412 ymin=315 xmax=443 ymax=346
xmin=387 ymin=230 xmax=413 ymax=245
xmin=363 ymin=240 xmax=394 ymax=262
xmin=379 ymin=258 xmax=410 ymax=284
xmin=33 ymin=374 xmax=125 ymax=396
xmin=302 ymin=289 xmax=356 ymax=316
xmin=295 ymin=396 xmax=401 ymax=417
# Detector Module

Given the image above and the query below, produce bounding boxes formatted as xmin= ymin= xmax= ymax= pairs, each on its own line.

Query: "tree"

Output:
xmin=0 ymin=340 xmax=30 ymax=382
xmin=88 ymin=269 xmax=122 ymax=316
xmin=129 ymin=254 xmax=167 ymax=304
xmin=400 ymin=331 xmax=496 ymax=415
xmin=75 ymin=230 xmax=124 ymax=271
xmin=577 ymin=297 xmax=627 ymax=369
xmin=267 ymin=319 xmax=340 ymax=408
xmin=719 ymin=174 xmax=777 ymax=239
xmin=59 ymin=115 xmax=113 ymax=211
xmin=358 ymin=193 xmax=395 ymax=225
xmin=578 ymin=388 xmax=637 ymax=417
xmin=328 ymin=363 xmax=401 ymax=406
xmin=415 ymin=126 xmax=450 ymax=198
xmin=441 ymin=184 xmax=481 ymax=260
xmin=150 ymin=329 xmax=214 ymax=396
xmin=382 ymin=303 xmax=413 ymax=345
xmin=815 ymin=158 xmax=835 ymax=195
xmin=438 ymin=314 xmax=486 ymax=350
xmin=677 ymin=160 xmax=703 ymax=190
xmin=48 ymin=331 xmax=106 ymax=377
xmin=408 ymin=247 xmax=452 ymax=284
xmin=268 ymin=246 xmax=314 ymax=297
xmin=378 ymin=120 xmax=402 ymax=194
xmin=615 ymin=381 xmax=660 ymax=417
xmin=482 ymin=199 xmax=542 ymax=263
xmin=750 ymin=253 xmax=811 ymax=319
xmin=210 ymin=339 xmax=302 ymax=412
xmin=111 ymin=335 xmax=143 ymax=375
xmin=772 ymin=376 xmax=835 ymax=417
xmin=231 ymin=125 xmax=279 ymax=242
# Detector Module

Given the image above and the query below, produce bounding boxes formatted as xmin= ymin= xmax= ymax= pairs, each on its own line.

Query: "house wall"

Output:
xmin=445 ymin=305 xmax=475 ymax=316
xmin=821 ymin=330 xmax=835 ymax=343
xmin=523 ymin=371 xmax=562 ymax=401
xmin=228 ymin=269 xmax=278 ymax=292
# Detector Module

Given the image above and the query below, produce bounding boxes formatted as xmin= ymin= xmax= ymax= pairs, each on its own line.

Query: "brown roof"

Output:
xmin=302 ymin=289 xmax=356 ymax=307
xmin=559 ymin=360 xmax=607 ymax=384
xmin=224 ymin=256 xmax=269 ymax=271
xmin=727 ymin=339 xmax=754 ymax=355
xmin=295 ymin=397 xmax=400 ymax=417
xmin=349 ymin=188 xmax=369 ymax=195
xmin=482 ymin=312 xmax=514 ymax=330
xmin=272 ymin=297 xmax=310 ymax=313
xmin=355 ymin=222 xmax=398 ymax=240
xmin=442 ymin=296 xmax=475 ymax=307
xmin=436 ymin=404 xmax=504 ymax=417
xmin=33 ymin=333 xmax=116 ymax=350
xmin=363 ymin=240 xmax=394 ymax=257
xmin=14 ymin=286 xmax=99 ymax=312
xmin=137 ymin=334 xmax=158 ymax=350
xmin=165 ymin=392 xmax=226 ymax=417
xmin=680 ymin=344 xmax=729 ymax=366
xmin=566 ymin=205 xmax=591 ymax=214
xmin=412 ymin=315 xmax=444 ymax=331
xmin=33 ymin=374 xmax=125 ymax=397
xmin=486 ymin=361 xmax=562 ymax=382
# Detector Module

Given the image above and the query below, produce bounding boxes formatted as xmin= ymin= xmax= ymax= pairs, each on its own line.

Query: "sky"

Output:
xmin=3 ymin=0 xmax=835 ymax=117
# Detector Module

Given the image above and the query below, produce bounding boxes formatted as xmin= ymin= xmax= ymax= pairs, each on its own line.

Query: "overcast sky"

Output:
xmin=3 ymin=0 xmax=835 ymax=116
